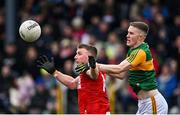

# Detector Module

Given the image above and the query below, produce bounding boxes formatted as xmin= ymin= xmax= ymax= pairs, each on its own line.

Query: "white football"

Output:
xmin=19 ymin=20 xmax=41 ymax=42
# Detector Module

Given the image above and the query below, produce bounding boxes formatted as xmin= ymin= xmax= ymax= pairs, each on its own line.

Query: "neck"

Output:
xmin=132 ymin=41 xmax=144 ymax=49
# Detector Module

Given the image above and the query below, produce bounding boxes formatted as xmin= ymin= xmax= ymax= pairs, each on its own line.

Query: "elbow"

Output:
xmin=117 ymin=67 xmax=123 ymax=73
xmin=113 ymin=75 xmax=124 ymax=80
xmin=67 ymin=82 xmax=77 ymax=89
xmin=117 ymin=77 xmax=124 ymax=80
xmin=120 ymin=76 xmax=125 ymax=80
xmin=68 ymin=86 xmax=76 ymax=90
xmin=110 ymin=69 xmax=122 ymax=74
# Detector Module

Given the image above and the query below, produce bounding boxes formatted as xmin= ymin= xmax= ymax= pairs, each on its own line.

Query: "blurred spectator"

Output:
xmin=21 ymin=46 xmax=40 ymax=79
xmin=97 ymin=47 xmax=108 ymax=64
xmin=173 ymin=15 xmax=180 ymax=38
xmin=0 ymin=8 xmax=5 ymax=51
xmin=171 ymin=35 xmax=180 ymax=68
xmin=102 ymin=0 xmax=117 ymax=27
xmin=0 ymin=64 xmax=15 ymax=113
xmin=71 ymin=16 xmax=86 ymax=42
xmin=105 ymin=32 xmax=120 ymax=64
xmin=29 ymin=80 xmax=49 ymax=114
xmin=10 ymin=74 xmax=35 ymax=113
xmin=37 ymin=24 xmax=55 ymax=48
xmin=130 ymin=0 xmax=146 ymax=21
xmin=88 ymin=33 xmax=103 ymax=52
xmin=61 ymin=24 xmax=73 ymax=39
xmin=157 ymin=62 xmax=177 ymax=108
xmin=59 ymin=39 xmax=74 ymax=59
xmin=3 ymin=42 xmax=19 ymax=71
xmin=62 ymin=60 xmax=79 ymax=114
xmin=97 ymin=21 xmax=109 ymax=41
xmin=83 ymin=0 xmax=102 ymax=25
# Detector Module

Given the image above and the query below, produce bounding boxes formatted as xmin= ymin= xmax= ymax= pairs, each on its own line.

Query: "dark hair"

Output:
xmin=78 ymin=44 xmax=97 ymax=57
xmin=130 ymin=22 xmax=149 ymax=35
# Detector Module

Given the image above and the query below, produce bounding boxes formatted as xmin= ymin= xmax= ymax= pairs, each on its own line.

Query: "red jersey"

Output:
xmin=77 ymin=71 xmax=110 ymax=114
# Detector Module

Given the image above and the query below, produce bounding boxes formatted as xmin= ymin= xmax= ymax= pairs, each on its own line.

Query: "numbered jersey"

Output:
xmin=77 ymin=71 xmax=110 ymax=114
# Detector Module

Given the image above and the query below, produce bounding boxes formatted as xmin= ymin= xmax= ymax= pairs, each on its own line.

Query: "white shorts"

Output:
xmin=136 ymin=91 xmax=168 ymax=114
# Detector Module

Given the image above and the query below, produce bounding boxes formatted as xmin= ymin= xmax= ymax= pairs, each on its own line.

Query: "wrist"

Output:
xmin=98 ymin=64 xmax=101 ymax=70
xmin=52 ymin=70 xmax=58 ymax=78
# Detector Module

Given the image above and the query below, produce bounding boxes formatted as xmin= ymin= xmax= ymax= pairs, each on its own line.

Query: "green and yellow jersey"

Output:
xmin=126 ymin=42 xmax=157 ymax=94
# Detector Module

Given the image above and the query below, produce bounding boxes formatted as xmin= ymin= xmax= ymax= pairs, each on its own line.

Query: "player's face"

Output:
xmin=126 ymin=26 xmax=142 ymax=47
xmin=74 ymin=48 xmax=89 ymax=64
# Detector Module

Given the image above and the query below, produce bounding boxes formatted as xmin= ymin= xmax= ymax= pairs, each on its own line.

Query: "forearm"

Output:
xmin=53 ymin=70 xmax=77 ymax=89
xmin=99 ymin=64 xmax=123 ymax=74
xmin=108 ymin=72 xmax=127 ymax=79
xmin=98 ymin=59 xmax=131 ymax=74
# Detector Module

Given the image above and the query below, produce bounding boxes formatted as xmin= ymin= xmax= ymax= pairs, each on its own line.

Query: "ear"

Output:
xmin=139 ymin=34 xmax=144 ymax=40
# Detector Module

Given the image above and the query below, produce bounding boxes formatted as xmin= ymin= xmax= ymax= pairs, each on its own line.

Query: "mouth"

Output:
xmin=75 ymin=60 xmax=78 ymax=63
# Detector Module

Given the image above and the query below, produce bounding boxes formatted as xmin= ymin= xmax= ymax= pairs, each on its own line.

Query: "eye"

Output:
xmin=78 ymin=52 xmax=82 ymax=55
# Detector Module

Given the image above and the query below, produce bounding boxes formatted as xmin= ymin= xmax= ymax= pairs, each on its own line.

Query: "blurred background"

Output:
xmin=0 ymin=0 xmax=179 ymax=114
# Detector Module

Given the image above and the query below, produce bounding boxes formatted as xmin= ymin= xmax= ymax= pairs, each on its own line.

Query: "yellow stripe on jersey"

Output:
xmin=130 ymin=59 xmax=154 ymax=71
xmin=151 ymin=96 xmax=157 ymax=114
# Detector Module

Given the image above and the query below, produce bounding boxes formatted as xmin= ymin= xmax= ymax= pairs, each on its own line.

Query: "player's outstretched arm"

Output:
xmin=37 ymin=55 xmax=78 ymax=89
xmin=107 ymin=72 xmax=127 ymax=79
xmin=53 ymin=70 xmax=79 ymax=89
xmin=99 ymin=59 xmax=132 ymax=74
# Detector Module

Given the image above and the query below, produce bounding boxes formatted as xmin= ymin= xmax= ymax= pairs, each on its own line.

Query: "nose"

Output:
xmin=74 ymin=55 xmax=77 ymax=60
xmin=126 ymin=33 xmax=129 ymax=38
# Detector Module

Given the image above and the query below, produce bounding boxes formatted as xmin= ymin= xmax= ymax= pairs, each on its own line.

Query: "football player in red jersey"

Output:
xmin=37 ymin=44 xmax=110 ymax=114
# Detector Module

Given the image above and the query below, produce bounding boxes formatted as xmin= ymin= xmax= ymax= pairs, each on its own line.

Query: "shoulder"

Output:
xmin=129 ymin=49 xmax=146 ymax=58
xmin=127 ymin=49 xmax=146 ymax=64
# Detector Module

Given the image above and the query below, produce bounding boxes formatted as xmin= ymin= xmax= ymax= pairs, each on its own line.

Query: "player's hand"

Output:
xmin=88 ymin=56 xmax=96 ymax=69
xmin=75 ymin=64 xmax=89 ymax=73
xmin=36 ymin=55 xmax=56 ymax=74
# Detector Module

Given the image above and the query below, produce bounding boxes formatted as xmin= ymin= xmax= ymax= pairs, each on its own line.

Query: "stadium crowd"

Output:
xmin=0 ymin=0 xmax=179 ymax=114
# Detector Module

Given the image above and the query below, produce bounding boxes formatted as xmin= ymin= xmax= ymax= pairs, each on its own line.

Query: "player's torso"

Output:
xmin=127 ymin=43 xmax=157 ymax=93
xmin=77 ymin=71 xmax=106 ymax=93
xmin=77 ymin=71 xmax=109 ymax=114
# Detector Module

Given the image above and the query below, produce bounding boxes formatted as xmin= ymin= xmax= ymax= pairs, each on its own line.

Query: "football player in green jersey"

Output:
xmin=99 ymin=21 xmax=168 ymax=114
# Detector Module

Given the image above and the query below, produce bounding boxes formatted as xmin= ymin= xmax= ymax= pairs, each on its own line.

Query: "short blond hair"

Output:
xmin=130 ymin=21 xmax=149 ymax=35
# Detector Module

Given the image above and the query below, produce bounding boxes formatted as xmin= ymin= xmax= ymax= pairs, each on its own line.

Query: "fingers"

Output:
xmin=75 ymin=64 xmax=89 ymax=73
xmin=42 ymin=55 xmax=49 ymax=62
xmin=75 ymin=68 xmax=85 ymax=73
xmin=39 ymin=55 xmax=48 ymax=63
xmin=88 ymin=56 xmax=96 ymax=69
xmin=36 ymin=55 xmax=50 ymax=68
xmin=75 ymin=64 xmax=85 ymax=72
xmin=36 ymin=60 xmax=43 ymax=67
xmin=88 ymin=56 xmax=94 ymax=59
xmin=88 ymin=56 xmax=95 ymax=63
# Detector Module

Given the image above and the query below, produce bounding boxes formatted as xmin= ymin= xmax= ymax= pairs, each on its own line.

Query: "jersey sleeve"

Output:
xmin=126 ymin=49 xmax=146 ymax=67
